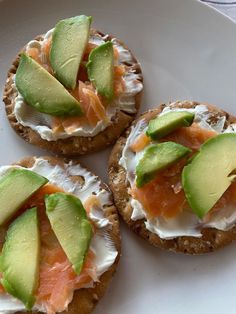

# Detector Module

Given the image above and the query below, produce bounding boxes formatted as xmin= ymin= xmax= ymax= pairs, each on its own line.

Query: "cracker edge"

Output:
xmin=108 ymin=100 xmax=236 ymax=255
xmin=13 ymin=155 xmax=121 ymax=314
xmin=3 ymin=30 xmax=143 ymax=157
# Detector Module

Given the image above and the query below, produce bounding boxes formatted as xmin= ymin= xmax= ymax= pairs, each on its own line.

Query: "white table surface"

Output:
xmin=202 ymin=0 xmax=236 ymax=20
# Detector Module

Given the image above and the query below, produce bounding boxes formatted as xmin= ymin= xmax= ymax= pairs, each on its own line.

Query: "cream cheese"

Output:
xmin=0 ymin=295 xmax=44 ymax=314
xmin=120 ymin=103 xmax=236 ymax=239
xmin=0 ymin=158 xmax=118 ymax=313
xmin=13 ymin=30 xmax=143 ymax=141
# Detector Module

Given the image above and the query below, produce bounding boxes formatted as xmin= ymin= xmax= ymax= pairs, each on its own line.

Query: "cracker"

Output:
xmin=3 ymin=30 xmax=143 ymax=156
xmin=13 ymin=156 xmax=121 ymax=314
xmin=108 ymin=101 xmax=236 ymax=254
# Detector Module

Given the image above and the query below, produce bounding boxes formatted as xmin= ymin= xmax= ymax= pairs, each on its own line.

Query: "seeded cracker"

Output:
xmin=109 ymin=101 xmax=236 ymax=254
xmin=3 ymin=30 xmax=143 ymax=156
xmin=14 ymin=156 xmax=121 ymax=314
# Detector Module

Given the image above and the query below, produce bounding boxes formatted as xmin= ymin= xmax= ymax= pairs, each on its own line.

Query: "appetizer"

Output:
xmin=109 ymin=101 xmax=236 ymax=254
xmin=3 ymin=15 xmax=143 ymax=156
xmin=0 ymin=156 xmax=120 ymax=313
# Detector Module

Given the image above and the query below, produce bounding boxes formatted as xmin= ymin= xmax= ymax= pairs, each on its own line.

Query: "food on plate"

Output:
xmin=15 ymin=54 xmax=82 ymax=116
xmin=0 ymin=168 xmax=48 ymax=225
xmin=45 ymin=193 xmax=93 ymax=275
xmin=182 ymin=133 xmax=236 ymax=218
xmin=146 ymin=111 xmax=195 ymax=140
xmin=0 ymin=156 xmax=120 ymax=313
xmin=0 ymin=208 xmax=39 ymax=310
xmin=50 ymin=15 xmax=91 ymax=89
xmin=109 ymin=101 xmax=236 ymax=254
xmin=3 ymin=15 xmax=143 ymax=156
xmin=87 ymin=41 xmax=114 ymax=100
xmin=136 ymin=142 xmax=191 ymax=188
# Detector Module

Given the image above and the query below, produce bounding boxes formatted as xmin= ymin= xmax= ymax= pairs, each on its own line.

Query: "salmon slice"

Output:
xmin=163 ymin=123 xmax=217 ymax=150
xmin=131 ymin=123 xmax=218 ymax=218
xmin=37 ymin=246 xmax=96 ymax=314
xmin=84 ymin=195 xmax=101 ymax=214
xmin=27 ymin=47 xmax=41 ymax=64
xmin=0 ymin=184 xmax=97 ymax=314
xmin=78 ymin=63 xmax=89 ymax=82
xmin=114 ymin=65 xmax=126 ymax=97
xmin=42 ymin=37 xmax=52 ymax=60
xmin=34 ymin=186 xmax=96 ymax=314
xmin=83 ymin=42 xmax=98 ymax=61
xmin=130 ymin=133 xmax=151 ymax=153
xmin=84 ymin=88 xmax=108 ymax=122
xmin=47 ymin=40 xmax=124 ymax=133
xmin=52 ymin=81 xmax=108 ymax=133
xmin=32 ymin=186 xmax=96 ymax=314
xmin=51 ymin=118 xmax=66 ymax=134
xmin=114 ymin=64 xmax=125 ymax=77
xmin=131 ymin=173 xmax=187 ymax=218
xmin=113 ymin=47 xmax=119 ymax=61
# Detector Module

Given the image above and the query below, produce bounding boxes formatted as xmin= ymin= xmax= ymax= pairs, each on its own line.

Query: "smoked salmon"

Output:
xmin=0 ymin=184 xmax=97 ymax=314
xmin=131 ymin=123 xmax=220 ymax=218
xmin=26 ymin=37 xmax=126 ymax=134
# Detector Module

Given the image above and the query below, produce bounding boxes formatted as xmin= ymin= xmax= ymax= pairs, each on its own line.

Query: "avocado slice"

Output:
xmin=0 ymin=207 xmax=40 ymax=310
xmin=0 ymin=168 xmax=48 ymax=225
xmin=146 ymin=111 xmax=195 ymax=140
xmin=15 ymin=54 xmax=83 ymax=116
xmin=87 ymin=41 xmax=114 ymax=100
xmin=50 ymin=15 xmax=92 ymax=89
xmin=136 ymin=142 xmax=191 ymax=188
xmin=45 ymin=193 xmax=93 ymax=275
xmin=182 ymin=133 xmax=236 ymax=219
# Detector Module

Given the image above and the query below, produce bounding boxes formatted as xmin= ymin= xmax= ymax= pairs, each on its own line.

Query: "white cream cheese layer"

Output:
xmin=13 ymin=30 xmax=143 ymax=141
xmin=120 ymin=103 xmax=236 ymax=239
xmin=0 ymin=158 xmax=118 ymax=313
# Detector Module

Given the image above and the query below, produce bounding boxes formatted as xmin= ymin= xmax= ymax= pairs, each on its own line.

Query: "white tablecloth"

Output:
xmin=202 ymin=0 xmax=236 ymax=20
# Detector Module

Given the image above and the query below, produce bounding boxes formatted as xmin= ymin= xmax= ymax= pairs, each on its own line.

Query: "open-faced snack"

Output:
xmin=109 ymin=100 xmax=236 ymax=254
xmin=0 ymin=156 xmax=120 ymax=313
xmin=3 ymin=15 xmax=143 ymax=156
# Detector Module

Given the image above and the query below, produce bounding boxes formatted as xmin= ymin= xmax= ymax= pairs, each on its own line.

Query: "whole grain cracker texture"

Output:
xmin=3 ymin=30 xmax=143 ymax=156
xmin=109 ymin=101 xmax=236 ymax=254
xmin=15 ymin=156 xmax=121 ymax=314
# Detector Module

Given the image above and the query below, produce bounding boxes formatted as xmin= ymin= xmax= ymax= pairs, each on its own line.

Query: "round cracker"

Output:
xmin=108 ymin=100 xmax=236 ymax=255
xmin=13 ymin=156 xmax=121 ymax=314
xmin=3 ymin=30 xmax=143 ymax=156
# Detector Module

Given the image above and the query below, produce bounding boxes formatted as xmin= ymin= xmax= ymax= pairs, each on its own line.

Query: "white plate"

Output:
xmin=0 ymin=0 xmax=236 ymax=313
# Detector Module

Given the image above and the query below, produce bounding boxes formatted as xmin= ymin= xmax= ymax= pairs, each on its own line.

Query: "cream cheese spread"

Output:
xmin=120 ymin=104 xmax=236 ymax=240
xmin=13 ymin=30 xmax=143 ymax=141
xmin=0 ymin=158 xmax=118 ymax=313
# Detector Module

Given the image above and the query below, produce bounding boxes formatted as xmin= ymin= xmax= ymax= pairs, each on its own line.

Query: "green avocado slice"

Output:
xmin=0 ymin=207 xmax=40 ymax=310
xmin=0 ymin=168 xmax=48 ymax=226
xmin=182 ymin=133 xmax=236 ymax=219
xmin=87 ymin=41 xmax=114 ymax=100
xmin=45 ymin=193 xmax=93 ymax=275
xmin=50 ymin=15 xmax=92 ymax=89
xmin=15 ymin=54 xmax=83 ymax=116
xmin=136 ymin=142 xmax=191 ymax=188
xmin=146 ymin=111 xmax=195 ymax=140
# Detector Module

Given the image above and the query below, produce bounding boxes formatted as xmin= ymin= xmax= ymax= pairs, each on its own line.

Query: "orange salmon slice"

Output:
xmin=131 ymin=123 xmax=222 ymax=218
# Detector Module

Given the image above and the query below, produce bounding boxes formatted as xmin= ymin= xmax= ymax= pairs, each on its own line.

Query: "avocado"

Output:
xmin=182 ymin=133 xmax=236 ymax=219
xmin=0 ymin=168 xmax=48 ymax=225
xmin=87 ymin=41 xmax=114 ymax=100
xmin=50 ymin=15 xmax=92 ymax=89
xmin=146 ymin=111 xmax=195 ymax=140
xmin=45 ymin=193 xmax=93 ymax=275
xmin=0 ymin=207 xmax=40 ymax=310
xmin=15 ymin=54 xmax=83 ymax=116
xmin=136 ymin=142 xmax=191 ymax=188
